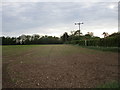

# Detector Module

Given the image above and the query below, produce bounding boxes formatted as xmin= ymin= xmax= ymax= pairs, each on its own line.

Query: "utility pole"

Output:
xmin=75 ymin=22 xmax=87 ymax=46
xmin=75 ymin=22 xmax=83 ymax=36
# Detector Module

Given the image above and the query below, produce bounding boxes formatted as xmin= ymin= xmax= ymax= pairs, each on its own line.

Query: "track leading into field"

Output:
xmin=2 ymin=45 xmax=118 ymax=88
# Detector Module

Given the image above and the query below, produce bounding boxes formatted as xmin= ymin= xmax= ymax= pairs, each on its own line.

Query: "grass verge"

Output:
xmin=96 ymin=81 xmax=120 ymax=88
xmin=79 ymin=46 xmax=120 ymax=53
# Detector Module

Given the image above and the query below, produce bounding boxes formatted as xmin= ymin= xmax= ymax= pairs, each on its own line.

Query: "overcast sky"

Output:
xmin=1 ymin=0 xmax=119 ymax=38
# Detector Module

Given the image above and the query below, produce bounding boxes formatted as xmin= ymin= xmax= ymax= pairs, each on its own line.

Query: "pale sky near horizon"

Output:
xmin=1 ymin=0 xmax=119 ymax=38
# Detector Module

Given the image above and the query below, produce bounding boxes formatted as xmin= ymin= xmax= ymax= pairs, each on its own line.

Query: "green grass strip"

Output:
xmin=96 ymin=81 xmax=120 ymax=88
xmin=80 ymin=46 xmax=120 ymax=53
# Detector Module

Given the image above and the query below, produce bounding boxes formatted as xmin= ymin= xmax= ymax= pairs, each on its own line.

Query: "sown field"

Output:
xmin=2 ymin=45 xmax=119 ymax=88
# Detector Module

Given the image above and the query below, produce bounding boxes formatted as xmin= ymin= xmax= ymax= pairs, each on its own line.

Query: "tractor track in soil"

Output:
xmin=2 ymin=45 xmax=119 ymax=88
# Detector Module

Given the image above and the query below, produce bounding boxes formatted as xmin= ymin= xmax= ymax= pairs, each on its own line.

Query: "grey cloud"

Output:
xmin=2 ymin=0 xmax=120 ymax=2
xmin=2 ymin=2 xmax=118 ymax=37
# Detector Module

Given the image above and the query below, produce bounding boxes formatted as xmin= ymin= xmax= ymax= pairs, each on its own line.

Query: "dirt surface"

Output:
xmin=2 ymin=45 xmax=119 ymax=88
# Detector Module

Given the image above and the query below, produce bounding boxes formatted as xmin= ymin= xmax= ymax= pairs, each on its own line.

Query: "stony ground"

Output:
xmin=2 ymin=45 xmax=119 ymax=88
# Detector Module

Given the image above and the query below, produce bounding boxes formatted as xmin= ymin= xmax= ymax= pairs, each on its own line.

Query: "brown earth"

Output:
xmin=2 ymin=45 xmax=119 ymax=88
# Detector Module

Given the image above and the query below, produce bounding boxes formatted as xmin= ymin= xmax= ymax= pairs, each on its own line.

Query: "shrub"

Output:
xmin=70 ymin=36 xmax=119 ymax=47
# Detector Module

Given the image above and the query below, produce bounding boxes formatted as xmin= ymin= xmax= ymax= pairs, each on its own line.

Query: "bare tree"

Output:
xmin=102 ymin=32 xmax=109 ymax=38
xmin=87 ymin=32 xmax=94 ymax=37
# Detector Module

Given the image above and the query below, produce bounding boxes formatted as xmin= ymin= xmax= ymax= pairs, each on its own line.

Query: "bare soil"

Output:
xmin=2 ymin=45 xmax=119 ymax=88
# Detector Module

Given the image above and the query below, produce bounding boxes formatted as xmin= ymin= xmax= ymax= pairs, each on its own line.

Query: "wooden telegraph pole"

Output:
xmin=75 ymin=22 xmax=83 ymax=36
xmin=75 ymin=22 xmax=87 ymax=46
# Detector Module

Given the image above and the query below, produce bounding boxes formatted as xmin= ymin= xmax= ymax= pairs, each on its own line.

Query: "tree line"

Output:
xmin=1 ymin=34 xmax=63 ymax=45
xmin=61 ymin=31 xmax=120 ymax=47
xmin=1 ymin=31 xmax=120 ymax=47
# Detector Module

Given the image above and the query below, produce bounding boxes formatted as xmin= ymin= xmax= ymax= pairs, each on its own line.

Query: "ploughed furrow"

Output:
xmin=2 ymin=45 xmax=118 ymax=88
